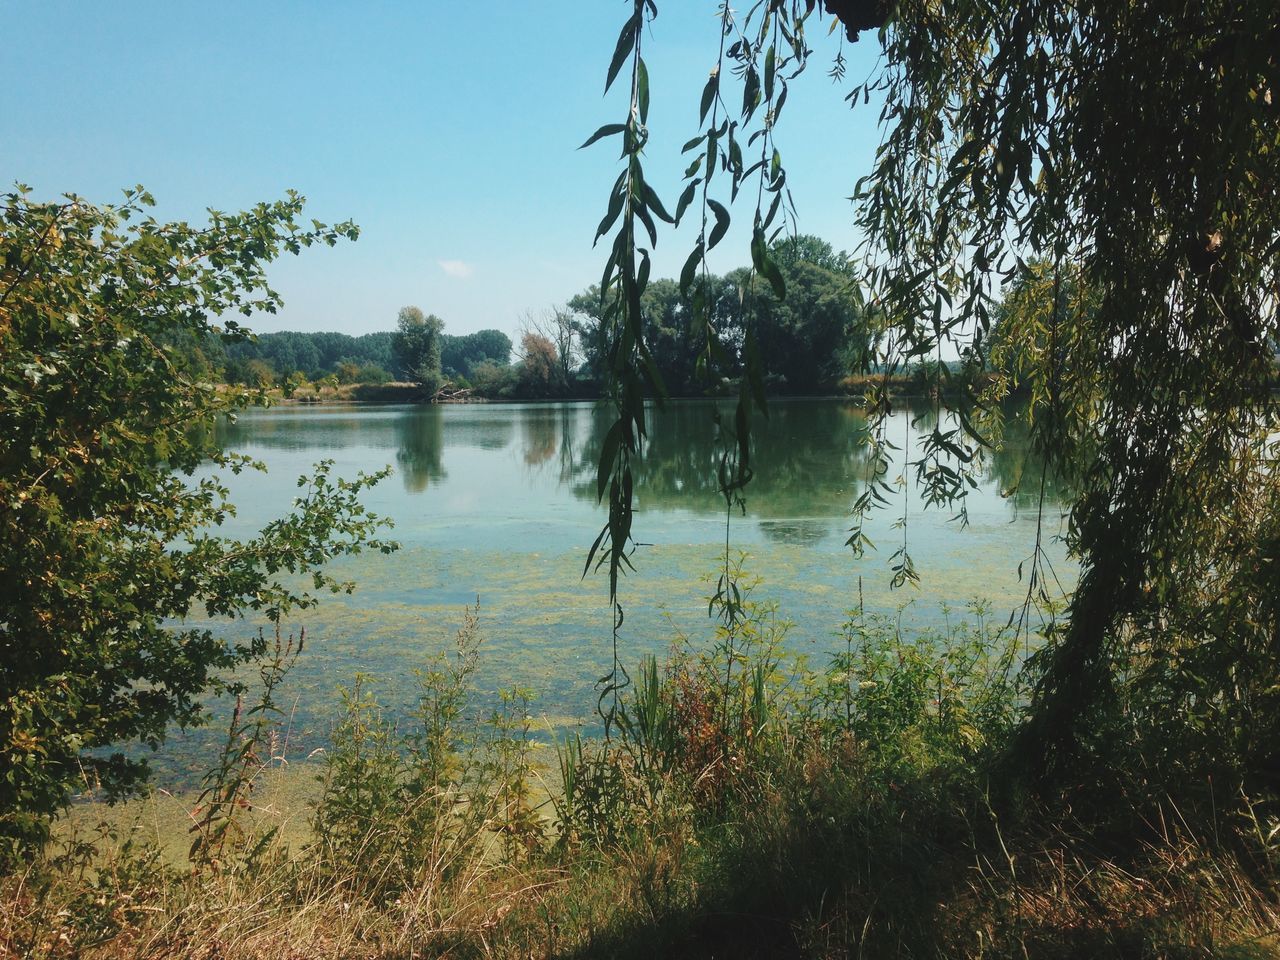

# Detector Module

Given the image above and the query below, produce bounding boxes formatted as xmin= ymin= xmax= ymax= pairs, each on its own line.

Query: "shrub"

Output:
xmin=0 ymin=187 xmax=393 ymax=861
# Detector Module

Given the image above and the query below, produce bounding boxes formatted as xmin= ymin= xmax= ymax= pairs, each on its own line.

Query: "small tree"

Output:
xmin=521 ymin=306 xmax=579 ymax=388
xmin=517 ymin=331 xmax=563 ymax=398
xmin=0 ymin=187 xmax=396 ymax=859
xmin=392 ymin=305 xmax=444 ymax=395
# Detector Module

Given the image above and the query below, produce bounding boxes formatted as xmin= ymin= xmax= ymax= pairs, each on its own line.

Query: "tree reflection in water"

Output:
xmin=395 ymin=405 xmax=447 ymax=493
xmin=570 ymin=400 xmax=875 ymax=540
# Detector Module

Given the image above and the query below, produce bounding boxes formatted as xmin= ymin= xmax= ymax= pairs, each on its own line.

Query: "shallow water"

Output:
xmin=150 ymin=398 xmax=1073 ymax=786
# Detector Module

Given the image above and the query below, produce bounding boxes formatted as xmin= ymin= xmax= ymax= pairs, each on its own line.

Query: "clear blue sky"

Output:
xmin=1 ymin=2 xmax=883 ymax=340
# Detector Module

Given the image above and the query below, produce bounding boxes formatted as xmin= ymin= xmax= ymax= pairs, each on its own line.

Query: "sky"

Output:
xmin=1 ymin=2 xmax=885 ymax=341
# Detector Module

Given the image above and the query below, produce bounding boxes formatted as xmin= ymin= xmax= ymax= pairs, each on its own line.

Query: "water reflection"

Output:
xmin=567 ymin=400 xmax=873 ymax=536
xmin=211 ymin=399 xmax=1068 ymax=530
xmin=519 ymin=406 xmax=560 ymax=467
xmin=985 ymin=414 xmax=1075 ymax=511
xmin=395 ymin=405 xmax=447 ymax=493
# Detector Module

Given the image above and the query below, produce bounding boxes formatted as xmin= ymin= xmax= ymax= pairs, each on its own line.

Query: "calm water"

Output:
xmin=158 ymin=398 xmax=1072 ymax=783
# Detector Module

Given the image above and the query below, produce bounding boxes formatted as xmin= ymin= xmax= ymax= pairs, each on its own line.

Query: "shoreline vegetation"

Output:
xmin=8 ymin=589 xmax=1278 ymax=960
xmin=259 ymin=372 xmax=994 ymax=406
xmin=5 ymin=189 xmax=1279 ymax=958
xmin=7 ymin=0 xmax=1280 ymax=947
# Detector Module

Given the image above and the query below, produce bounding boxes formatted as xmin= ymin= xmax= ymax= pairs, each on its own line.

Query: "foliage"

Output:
xmin=188 ymin=625 xmax=302 ymax=872
xmin=0 ymin=186 xmax=396 ymax=859
xmin=983 ymin=258 xmax=1095 ymax=387
xmin=516 ymin=331 xmax=564 ymax=398
xmin=391 ymin=305 xmax=444 ymax=393
xmin=569 ymin=235 xmax=867 ymax=397
xmin=588 ymin=0 xmax=1280 ymax=808
xmin=311 ymin=604 xmax=544 ymax=903
xmin=569 ymin=275 xmax=738 ymax=395
xmin=724 ymin=244 xmax=870 ymax=393
xmin=469 ymin=358 xmax=518 ymax=399
xmin=5 ymin=582 xmax=1279 ymax=959
xmin=838 ymin=0 xmax=1280 ymax=798
xmin=441 ymin=328 xmax=513 ymax=381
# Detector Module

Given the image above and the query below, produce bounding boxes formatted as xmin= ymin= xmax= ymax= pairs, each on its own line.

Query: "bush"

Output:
xmin=0 ymin=187 xmax=395 ymax=860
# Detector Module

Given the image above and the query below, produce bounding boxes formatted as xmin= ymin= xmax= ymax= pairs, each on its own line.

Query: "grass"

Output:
xmin=4 ymin=583 xmax=1279 ymax=959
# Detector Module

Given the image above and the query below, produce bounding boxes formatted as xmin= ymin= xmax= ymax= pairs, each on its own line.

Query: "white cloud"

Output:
xmin=437 ymin=259 xmax=474 ymax=279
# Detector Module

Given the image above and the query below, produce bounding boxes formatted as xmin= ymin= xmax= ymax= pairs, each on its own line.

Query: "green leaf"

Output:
xmin=635 ymin=202 xmax=658 ymax=247
xmin=752 ymin=225 xmax=786 ymax=299
xmin=707 ymin=199 xmax=730 ymax=250
xmin=596 ymin=419 xmax=624 ymax=501
xmin=742 ymin=67 xmax=760 ymax=118
xmin=579 ymin=123 xmax=627 ymax=150
xmin=605 ymin=15 xmax=639 ymax=94
xmin=680 ymin=241 xmax=704 ymax=295
xmin=637 ymin=57 xmax=650 ymax=124
xmin=594 ymin=176 xmax=627 ymax=245
xmin=674 ymin=180 xmax=699 ymax=226
xmin=641 ymin=182 xmax=675 ymax=224
xmin=699 ymin=73 xmax=718 ymax=124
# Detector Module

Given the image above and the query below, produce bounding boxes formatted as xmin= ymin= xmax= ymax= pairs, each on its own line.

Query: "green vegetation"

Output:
xmin=4 ymin=591 xmax=1277 ymax=958
xmin=0 ymin=187 xmax=396 ymax=861
xmin=567 ymin=235 xmax=869 ymax=397
xmin=391 ymin=306 xmax=445 ymax=395
xmin=169 ymin=235 xmax=874 ymax=403
xmin=584 ymin=0 xmax=1280 ymax=807
xmin=4 ymin=0 xmax=1280 ymax=955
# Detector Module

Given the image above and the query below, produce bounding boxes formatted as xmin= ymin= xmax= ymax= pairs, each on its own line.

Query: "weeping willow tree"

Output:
xmin=586 ymin=1 xmax=1280 ymax=799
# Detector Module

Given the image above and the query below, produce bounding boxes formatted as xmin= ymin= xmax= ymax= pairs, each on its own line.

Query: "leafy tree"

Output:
xmin=353 ymin=331 xmax=396 ymax=372
xmin=467 ymin=329 xmax=513 ymax=368
xmin=0 ymin=187 xmax=395 ymax=858
xmin=724 ymin=237 xmax=870 ymax=393
xmin=517 ymin=331 xmax=563 ymax=398
xmin=521 ymin=307 xmax=580 ymax=388
xmin=588 ymin=1 xmax=1280 ymax=802
xmin=470 ymin=359 xmax=516 ymax=398
xmin=392 ymin=306 xmax=444 ymax=393
xmin=569 ymin=274 xmax=741 ymax=395
xmin=769 ymin=234 xmax=851 ymax=276
xmin=224 ymin=356 xmax=277 ymax=388
xmin=440 ymin=329 xmax=513 ymax=380
xmin=571 ymin=240 xmax=864 ymax=396
xmin=983 ymin=259 xmax=1098 ymax=389
xmin=835 ymin=0 xmax=1280 ymax=796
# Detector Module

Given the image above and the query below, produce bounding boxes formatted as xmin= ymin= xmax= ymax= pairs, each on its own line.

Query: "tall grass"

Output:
xmin=3 ymin=585 xmax=1278 ymax=959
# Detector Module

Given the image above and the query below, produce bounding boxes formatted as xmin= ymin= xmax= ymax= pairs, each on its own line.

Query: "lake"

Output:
xmin=159 ymin=397 xmax=1073 ymax=784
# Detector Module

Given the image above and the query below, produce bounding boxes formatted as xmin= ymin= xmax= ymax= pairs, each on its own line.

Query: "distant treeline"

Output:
xmin=165 ymin=237 xmax=1276 ymax=406
xmin=185 ymin=328 xmax=514 ymax=388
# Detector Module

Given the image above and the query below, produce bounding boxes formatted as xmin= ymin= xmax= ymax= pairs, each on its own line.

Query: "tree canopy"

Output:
xmin=0 ymin=187 xmax=395 ymax=857
xmin=392 ymin=305 xmax=445 ymax=394
xmin=569 ymin=234 xmax=868 ymax=395
xmin=441 ymin=328 xmax=513 ymax=381
xmin=584 ymin=0 xmax=1280 ymax=800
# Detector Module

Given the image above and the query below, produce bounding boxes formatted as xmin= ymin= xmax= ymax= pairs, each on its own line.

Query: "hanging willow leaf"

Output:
xmin=594 ymin=177 xmax=627 ymax=244
xmin=579 ymin=123 xmax=627 ymax=150
xmin=636 ymin=57 xmax=650 ymax=124
xmin=707 ymin=199 xmax=730 ymax=250
xmin=674 ymin=180 xmax=699 ymax=226
xmin=751 ymin=224 xmax=786 ymax=299
xmin=596 ymin=419 xmax=624 ymax=502
xmin=680 ymin=240 xmax=704 ymax=295
xmin=605 ymin=15 xmax=639 ymax=93
xmin=699 ymin=72 xmax=718 ymax=124
xmin=641 ymin=181 xmax=675 ymax=224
